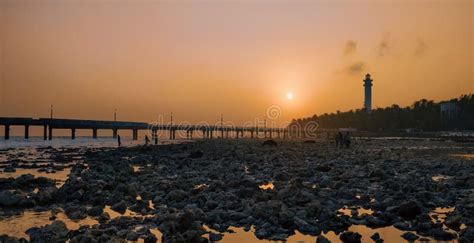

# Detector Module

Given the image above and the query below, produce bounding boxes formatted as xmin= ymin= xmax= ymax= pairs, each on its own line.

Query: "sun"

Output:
xmin=286 ymin=91 xmax=294 ymax=100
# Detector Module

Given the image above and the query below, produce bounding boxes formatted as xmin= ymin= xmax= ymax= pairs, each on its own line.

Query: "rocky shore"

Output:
xmin=0 ymin=138 xmax=473 ymax=242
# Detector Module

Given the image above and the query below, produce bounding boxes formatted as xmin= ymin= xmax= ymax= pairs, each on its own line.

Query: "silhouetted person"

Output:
xmin=336 ymin=132 xmax=343 ymax=148
xmin=145 ymin=135 xmax=150 ymax=145
xmin=117 ymin=134 xmax=121 ymax=147
xmin=344 ymin=132 xmax=351 ymax=148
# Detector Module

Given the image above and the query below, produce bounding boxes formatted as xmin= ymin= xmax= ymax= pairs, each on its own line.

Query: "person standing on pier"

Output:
xmin=117 ymin=134 xmax=122 ymax=147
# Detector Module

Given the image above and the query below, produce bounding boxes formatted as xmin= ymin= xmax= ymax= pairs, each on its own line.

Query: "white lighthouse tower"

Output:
xmin=363 ymin=73 xmax=373 ymax=113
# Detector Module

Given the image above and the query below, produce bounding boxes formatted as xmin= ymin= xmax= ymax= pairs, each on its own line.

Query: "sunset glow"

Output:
xmin=286 ymin=92 xmax=294 ymax=100
xmin=0 ymin=0 xmax=472 ymax=128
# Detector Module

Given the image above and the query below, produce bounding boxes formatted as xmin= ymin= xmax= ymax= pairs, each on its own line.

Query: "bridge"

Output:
xmin=0 ymin=117 xmax=297 ymax=141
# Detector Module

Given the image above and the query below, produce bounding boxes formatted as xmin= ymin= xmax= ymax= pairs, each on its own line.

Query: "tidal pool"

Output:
xmin=0 ymin=167 xmax=72 ymax=187
xmin=0 ymin=210 xmax=98 ymax=239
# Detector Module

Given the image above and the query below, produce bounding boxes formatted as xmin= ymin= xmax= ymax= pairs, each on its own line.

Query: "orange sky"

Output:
xmin=0 ymin=0 xmax=473 ymax=127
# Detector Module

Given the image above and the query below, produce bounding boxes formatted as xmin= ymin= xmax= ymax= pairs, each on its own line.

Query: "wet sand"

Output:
xmin=0 ymin=138 xmax=473 ymax=242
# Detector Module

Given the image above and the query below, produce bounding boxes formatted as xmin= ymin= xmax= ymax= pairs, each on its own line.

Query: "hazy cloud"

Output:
xmin=343 ymin=40 xmax=357 ymax=56
xmin=378 ymin=36 xmax=390 ymax=57
xmin=344 ymin=62 xmax=366 ymax=75
xmin=415 ymin=39 xmax=428 ymax=56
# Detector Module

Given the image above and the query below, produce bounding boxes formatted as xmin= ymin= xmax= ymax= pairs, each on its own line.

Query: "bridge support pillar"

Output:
xmin=4 ymin=125 xmax=10 ymax=140
xmin=92 ymin=128 xmax=98 ymax=139
xmin=71 ymin=128 xmax=76 ymax=139
xmin=250 ymin=131 xmax=254 ymax=138
xmin=113 ymin=129 xmax=118 ymax=139
xmin=24 ymin=125 xmax=29 ymax=139
xmin=172 ymin=129 xmax=176 ymax=140
xmin=43 ymin=125 xmax=47 ymax=140
xmin=190 ymin=130 xmax=193 ymax=139
xmin=225 ymin=130 xmax=229 ymax=138
xmin=48 ymin=126 xmax=53 ymax=140
xmin=210 ymin=129 xmax=213 ymax=139
xmin=152 ymin=129 xmax=158 ymax=144
xmin=132 ymin=129 xmax=138 ymax=140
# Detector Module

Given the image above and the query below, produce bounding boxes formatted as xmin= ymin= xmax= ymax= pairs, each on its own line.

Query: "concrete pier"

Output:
xmin=0 ymin=117 xmax=332 ymax=141
xmin=24 ymin=125 xmax=29 ymax=139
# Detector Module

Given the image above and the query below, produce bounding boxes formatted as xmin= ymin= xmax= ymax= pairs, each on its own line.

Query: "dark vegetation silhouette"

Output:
xmin=291 ymin=94 xmax=474 ymax=131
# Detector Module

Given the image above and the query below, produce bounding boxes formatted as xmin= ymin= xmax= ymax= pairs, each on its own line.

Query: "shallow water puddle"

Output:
xmin=450 ymin=153 xmax=474 ymax=160
xmin=133 ymin=165 xmax=142 ymax=172
xmin=136 ymin=195 xmax=155 ymax=210
xmin=432 ymin=175 xmax=451 ymax=182
xmin=104 ymin=205 xmax=142 ymax=219
xmin=259 ymin=182 xmax=274 ymax=190
xmin=203 ymin=224 xmax=444 ymax=243
xmin=0 ymin=167 xmax=71 ymax=187
xmin=338 ymin=207 xmax=374 ymax=217
xmin=136 ymin=228 xmax=163 ymax=243
xmin=194 ymin=183 xmax=208 ymax=189
xmin=0 ymin=210 xmax=98 ymax=239
xmin=428 ymin=207 xmax=466 ymax=231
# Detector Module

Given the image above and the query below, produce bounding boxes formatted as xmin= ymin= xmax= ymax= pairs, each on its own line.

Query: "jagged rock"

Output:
xmin=398 ymin=201 xmax=421 ymax=220
xmin=262 ymin=140 xmax=278 ymax=146
xmin=111 ymin=201 xmax=127 ymax=214
xmin=315 ymin=164 xmax=331 ymax=172
xmin=189 ymin=150 xmax=204 ymax=159
xmin=316 ymin=235 xmax=331 ymax=243
xmin=0 ymin=234 xmax=21 ymax=243
xmin=430 ymin=228 xmax=457 ymax=241
xmin=0 ymin=190 xmax=25 ymax=206
xmin=209 ymin=233 xmax=223 ymax=241
xmin=65 ymin=205 xmax=87 ymax=220
xmin=166 ymin=190 xmax=188 ymax=202
xmin=401 ymin=232 xmax=419 ymax=241
xmin=158 ymin=210 xmax=205 ymax=242
xmin=98 ymin=212 xmax=110 ymax=223
xmin=340 ymin=231 xmax=362 ymax=243
xmin=26 ymin=220 xmax=69 ymax=242
xmin=445 ymin=214 xmax=462 ymax=230
xmin=34 ymin=187 xmax=58 ymax=205
xmin=87 ymin=205 xmax=104 ymax=217
xmin=3 ymin=166 xmax=16 ymax=173
xmin=371 ymin=232 xmax=383 ymax=242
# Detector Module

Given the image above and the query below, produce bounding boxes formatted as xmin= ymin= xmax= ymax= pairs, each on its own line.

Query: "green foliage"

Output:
xmin=292 ymin=94 xmax=474 ymax=131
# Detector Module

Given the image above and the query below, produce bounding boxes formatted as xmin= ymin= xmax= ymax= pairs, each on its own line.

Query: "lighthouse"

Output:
xmin=363 ymin=73 xmax=373 ymax=113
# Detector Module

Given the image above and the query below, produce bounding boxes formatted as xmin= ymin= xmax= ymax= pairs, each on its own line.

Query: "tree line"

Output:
xmin=290 ymin=94 xmax=474 ymax=132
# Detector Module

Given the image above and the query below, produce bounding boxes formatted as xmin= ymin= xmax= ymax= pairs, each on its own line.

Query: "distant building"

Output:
xmin=363 ymin=73 xmax=373 ymax=113
xmin=440 ymin=102 xmax=460 ymax=118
